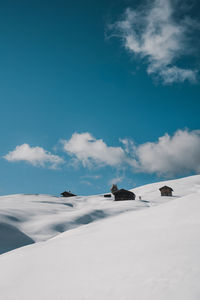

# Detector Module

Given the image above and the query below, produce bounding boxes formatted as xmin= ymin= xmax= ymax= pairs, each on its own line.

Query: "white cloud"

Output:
xmin=62 ymin=132 xmax=126 ymax=168
xmin=4 ymin=144 xmax=64 ymax=169
xmin=134 ymin=129 xmax=200 ymax=176
xmin=80 ymin=180 xmax=93 ymax=186
xmin=80 ymin=174 xmax=101 ymax=186
xmin=156 ymin=66 xmax=198 ymax=84
xmin=62 ymin=130 xmax=200 ymax=177
xmin=112 ymin=0 xmax=198 ymax=83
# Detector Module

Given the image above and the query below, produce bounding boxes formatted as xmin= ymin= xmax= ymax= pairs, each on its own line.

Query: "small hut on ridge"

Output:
xmin=61 ymin=191 xmax=76 ymax=197
xmin=113 ymin=189 xmax=135 ymax=201
xmin=159 ymin=186 xmax=173 ymax=196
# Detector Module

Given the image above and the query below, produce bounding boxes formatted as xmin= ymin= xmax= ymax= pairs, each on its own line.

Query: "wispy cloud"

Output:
xmin=80 ymin=174 xmax=101 ymax=187
xmin=80 ymin=180 xmax=93 ymax=186
xmin=108 ymin=176 xmax=124 ymax=186
xmin=81 ymin=174 xmax=101 ymax=180
xmin=110 ymin=0 xmax=199 ymax=84
xmin=4 ymin=143 xmax=64 ymax=169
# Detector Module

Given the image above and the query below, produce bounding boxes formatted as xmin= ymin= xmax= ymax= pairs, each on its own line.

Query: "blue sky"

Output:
xmin=0 ymin=0 xmax=200 ymax=196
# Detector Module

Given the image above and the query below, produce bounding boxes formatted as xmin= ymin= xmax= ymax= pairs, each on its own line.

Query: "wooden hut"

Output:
xmin=60 ymin=191 xmax=76 ymax=197
xmin=113 ymin=189 xmax=135 ymax=201
xmin=159 ymin=186 xmax=173 ymax=196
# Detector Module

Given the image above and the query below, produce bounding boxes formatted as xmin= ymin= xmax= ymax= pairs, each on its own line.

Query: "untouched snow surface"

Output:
xmin=0 ymin=175 xmax=200 ymax=299
xmin=0 ymin=175 xmax=199 ymax=254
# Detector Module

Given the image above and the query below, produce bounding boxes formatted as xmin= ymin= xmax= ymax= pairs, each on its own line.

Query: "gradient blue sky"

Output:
xmin=0 ymin=0 xmax=200 ymax=196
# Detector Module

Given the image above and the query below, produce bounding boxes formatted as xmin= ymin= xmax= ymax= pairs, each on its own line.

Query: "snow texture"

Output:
xmin=0 ymin=175 xmax=200 ymax=299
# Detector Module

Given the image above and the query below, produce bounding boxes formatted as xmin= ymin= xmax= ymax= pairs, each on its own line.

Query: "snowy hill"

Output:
xmin=0 ymin=192 xmax=149 ymax=254
xmin=0 ymin=175 xmax=200 ymax=299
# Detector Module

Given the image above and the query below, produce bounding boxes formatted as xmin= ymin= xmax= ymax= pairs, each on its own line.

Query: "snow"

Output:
xmin=0 ymin=175 xmax=200 ymax=299
xmin=0 ymin=193 xmax=145 ymax=253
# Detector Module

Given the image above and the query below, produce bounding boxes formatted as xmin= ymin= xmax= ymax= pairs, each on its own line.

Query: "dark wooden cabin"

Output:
xmin=113 ymin=189 xmax=135 ymax=201
xmin=159 ymin=186 xmax=173 ymax=196
xmin=60 ymin=191 xmax=76 ymax=197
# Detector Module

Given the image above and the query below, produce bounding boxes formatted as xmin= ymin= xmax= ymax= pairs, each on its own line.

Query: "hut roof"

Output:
xmin=114 ymin=189 xmax=135 ymax=196
xmin=159 ymin=186 xmax=173 ymax=191
xmin=113 ymin=189 xmax=135 ymax=201
xmin=60 ymin=191 xmax=76 ymax=197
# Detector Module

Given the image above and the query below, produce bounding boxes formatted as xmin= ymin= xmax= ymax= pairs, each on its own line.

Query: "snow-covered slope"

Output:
xmin=0 ymin=175 xmax=200 ymax=255
xmin=0 ymin=175 xmax=200 ymax=299
xmin=0 ymin=193 xmax=148 ymax=254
